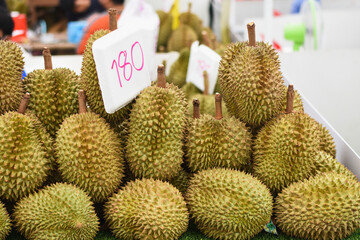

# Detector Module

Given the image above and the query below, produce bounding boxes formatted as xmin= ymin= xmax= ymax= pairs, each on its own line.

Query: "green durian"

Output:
xmin=199 ymin=27 xmax=217 ymax=48
xmin=186 ymin=95 xmax=252 ymax=172
xmin=218 ymin=23 xmax=284 ymax=128
xmin=316 ymin=122 xmax=336 ymax=158
xmin=81 ymin=26 xmax=131 ymax=123
xmin=13 ymin=183 xmax=99 ymax=240
xmin=168 ymin=48 xmax=190 ymax=87
xmin=314 ymin=151 xmax=356 ymax=180
xmin=169 ymin=168 xmax=192 ymax=195
xmin=56 ymin=91 xmax=124 ymax=203
xmin=0 ymin=201 xmax=11 ymax=240
xmin=23 ymin=48 xmax=80 ymax=137
xmin=182 ymin=82 xmax=202 ymax=100
xmin=0 ymin=94 xmax=51 ymax=201
xmin=104 ymin=178 xmax=189 ymax=240
xmin=167 ymin=25 xmax=198 ymax=52
xmin=186 ymin=168 xmax=273 ymax=240
xmin=0 ymin=40 xmax=24 ymax=115
xmin=275 ymin=172 xmax=360 ymax=240
xmin=179 ymin=3 xmax=202 ymax=38
xmin=157 ymin=10 xmax=173 ymax=51
xmin=126 ymin=66 xmax=187 ymax=180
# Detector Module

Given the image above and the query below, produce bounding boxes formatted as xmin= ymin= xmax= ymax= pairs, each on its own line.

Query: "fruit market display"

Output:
xmin=0 ymin=7 xmax=359 ymax=240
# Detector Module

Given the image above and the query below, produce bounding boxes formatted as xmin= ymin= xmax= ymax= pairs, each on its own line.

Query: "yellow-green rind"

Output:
xmin=56 ymin=112 xmax=124 ymax=203
xmin=187 ymin=94 xmax=229 ymax=117
xmin=167 ymin=25 xmax=198 ymax=52
xmin=275 ymin=172 xmax=360 ymax=240
xmin=316 ymin=122 xmax=336 ymax=158
xmin=179 ymin=12 xmax=202 ymax=38
xmin=181 ymin=82 xmax=201 ymax=100
xmin=219 ymin=42 xmax=284 ymax=128
xmin=157 ymin=10 xmax=173 ymax=50
xmin=104 ymin=178 xmax=189 ymax=240
xmin=0 ymin=201 xmax=11 ymax=240
xmin=168 ymin=48 xmax=190 ymax=87
xmin=13 ymin=183 xmax=99 ymax=240
xmin=169 ymin=169 xmax=192 ymax=195
xmin=186 ymin=168 xmax=273 ymax=240
xmin=0 ymin=40 xmax=24 ymax=115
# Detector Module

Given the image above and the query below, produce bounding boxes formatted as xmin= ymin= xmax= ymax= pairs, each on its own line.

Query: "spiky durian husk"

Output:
xmin=168 ymin=48 xmax=190 ymax=87
xmin=218 ymin=42 xmax=284 ymax=128
xmin=81 ymin=30 xmax=131 ymax=123
xmin=179 ymin=12 xmax=202 ymax=37
xmin=253 ymin=112 xmax=321 ymax=194
xmin=314 ymin=151 xmax=356 ymax=181
xmin=186 ymin=115 xmax=252 ymax=172
xmin=187 ymin=94 xmax=229 ymax=117
xmin=56 ymin=112 xmax=124 ymax=203
xmin=280 ymin=86 xmax=304 ymax=112
xmin=23 ymin=68 xmax=80 ymax=137
xmin=0 ymin=40 xmax=24 ymax=115
xmin=104 ymin=178 xmax=189 ymax=240
xmin=186 ymin=168 xmax=273 ymax=240
xmin=167 ymin=25 xmax=198 ymax=52
xmin=315 ymin=122 xmax=336 ymax=158
xmin=0 ymin=202 xmax=11 ymax=240
xmin=169 ymin=169 xmax=192 ymax=195
xmin=126 ymin=83 xmax=187 ymax=180
xmin=13 ymin=183 xmax=99 ymax=240
xmin=182 ymin=82 xmax=201 ymax=100
xmin=0 ymin=112 xmax=50 ymax=201
xmin=275 ymin=172 xmax=360 ymax=240
xmin=157 ymin=10 xmax=173 ymax=50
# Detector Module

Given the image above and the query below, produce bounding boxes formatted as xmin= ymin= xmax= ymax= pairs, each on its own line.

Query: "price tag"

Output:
xmin=92 ymin=25 xmax=151 ymax=114
xmin=186 ymin=41 xmax=221 ymax=94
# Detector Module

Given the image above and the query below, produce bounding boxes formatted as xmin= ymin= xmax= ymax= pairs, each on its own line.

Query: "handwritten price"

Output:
xmin=111 ymin=41 xmax=144 ymax=87
xmin=197 ymin=59 xmax=211 ymax=71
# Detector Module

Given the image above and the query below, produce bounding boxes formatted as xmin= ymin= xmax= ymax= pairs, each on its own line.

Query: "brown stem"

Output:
xmin=78 ymin=90 xmax=87 ymax=114
xmin=18 ymin=93 xmax=30 ymax=114
xmin=285 ymin=85 xmax=295 ymax=114
xmin=193 ymin=99 xmax=200 ymax=119
xmin=43 ymin=47 xmax=52 ymax=70
xmin=247 ymin=22 xmax=256 ymax=47
xmin=201 ymin=30 xmax=212 ymax=48
xmin=215 ymin=93 xmax=223 ymax=120
xmin=203 ymin=71 xmax=209 ymax=95
xmin=109 ymin=8 xmax=117 ymax=31
xmin=210 ymin=35 xmax=217 ymax=49
xmin=157 ymin=64 xmax=166 ymax=88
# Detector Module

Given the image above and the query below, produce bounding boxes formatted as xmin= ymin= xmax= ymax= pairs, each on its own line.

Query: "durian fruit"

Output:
xmin=219 ymin=23 xmax=284 ymax=128
xmin=316 ymin=122 xmax=336 ymax=158
xmin=157 ymin=10 xmax=173 ymax=51
xmin=13 ymin=183 xmax=99 ymax=240
xmin=179 ymin=3 xmax=202 ymax=38
xmin=81 ymin=9 xmax=131 ymax=123
xmin=186 ymin=168 xmax=273 ymax=240
xmin=0 ymin=40 xmax=24 ymax=115
xmin=275 ymin=172 xmax=360 ymax=240
xmin=168 ymin=48 xmax=190 ymax=87
xmin=23 ymin=47 xmax=80 ymax=137
xmin=314 ymin=151 xmax=357 ymax=181
xmin=253 ymin=85 xmax=321 ymax=193
xmin=0 ymin=201 xmax=11 ymax=240
xmin=281 ymin=85 xmax=304 ymax=112
xmin=0 ymin=93 xmax=51 ymax=201
xmin=186 ymin=94 xmax=252 ymax=172
xmin=126 ymin=65 xmax=187 ymax=180
xmin=200 ymin=28 xmax=217 ymax=48
xmin=104 ymin=178 xmax=189 ymax=240
xmin=169 ymin=168 xmax=192 ymax=195
xmin=167 ymin=25 xmax=198 ymax=52
xmin=55 ymin=90 xmax=124 ymax=203
xmin=182 ymin=82 xmax=201 ymax=100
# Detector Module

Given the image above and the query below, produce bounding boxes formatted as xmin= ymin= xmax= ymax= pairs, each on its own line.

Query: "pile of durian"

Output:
xmin=0 ymin=14 xmax=359 ymax=240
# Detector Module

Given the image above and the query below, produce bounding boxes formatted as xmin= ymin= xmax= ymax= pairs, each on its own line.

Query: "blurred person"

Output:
xmin=76 ymin=0 xmax=124 ymax=54
xmin=60 ymin=0 xmax=105 ymax=21
xmin=0 ymin=6 xmax=14 ymax=40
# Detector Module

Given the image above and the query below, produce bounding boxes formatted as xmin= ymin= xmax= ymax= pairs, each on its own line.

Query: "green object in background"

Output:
xmin=284 ymin=23 xmax=306 ymax=51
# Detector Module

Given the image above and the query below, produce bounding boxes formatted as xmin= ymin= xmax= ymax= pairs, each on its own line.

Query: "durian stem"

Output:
xmin=215 ymin=93 xmax=223 ymax=120
xmin=201 ymin=31 xmax=212 ymax=49
xmin=285 ymin=85 xmax=295 ymax=114
xmin=109 ymin=8 xmax=117 ymax=31
xmin=210 ymin=35 xmax=217 ymax=49
xmin=43 ymin=47 xmax=52 ymax=70
xmin=18 ymin=93 xmax=30 ymax=114
xmin=193 ymin=98 xmax=200 ymax=119
xmin=203 ymin=71 xmax=209 ymax=95
xmin=157 ymin=64 xmax=166 ymax=88
xmin=78 ymin=90 xmax=87 ymax=114
xmin=247 ymin=22 xmax=256 ymax=47
xmin=188 ymin=2 xmax=192 ymax=12
xmin=159 ymin=46 xmax=166 ymax=52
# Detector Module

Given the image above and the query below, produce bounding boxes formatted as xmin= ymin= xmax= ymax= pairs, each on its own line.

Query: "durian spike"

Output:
xmin=109 ymin=8 xmax=117 ymax=31
xmin=157 ymin=65 xmax=166 ymax=88
xmin=78 ymin=90 xmax=87 ymax=114
xmin=193 ymin=98 xmax=200 ymax=119
xmin=43 ymin=47 xmax=52 ymax=70
xmin=201 ymin=31 xmax=212 ymax=49
xmin=215 ymin=93 xmax=223 ymax=120
xmin=285 ymin=85 xmax=295 ymax=114
xmin=18 ymin=93 xmax=30 ymax=114
xmin=203 ymin=71 xmax=209 ymax=95
xmin=247 ymin=22 xmax=256 ymax=47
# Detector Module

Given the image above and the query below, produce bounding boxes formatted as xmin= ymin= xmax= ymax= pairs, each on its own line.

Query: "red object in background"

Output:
xmin=11 ymin=12 xmax=28 ymax=43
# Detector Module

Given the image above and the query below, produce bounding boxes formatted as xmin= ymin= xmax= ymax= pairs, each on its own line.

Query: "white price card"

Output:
xmin=186 ymin=41 xmax=221 ymax=94
xmin=92 ymin=25 xmax=151 ymax=114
